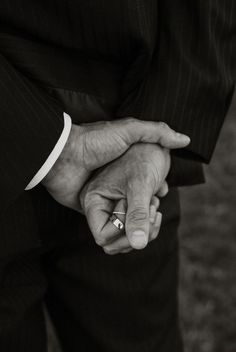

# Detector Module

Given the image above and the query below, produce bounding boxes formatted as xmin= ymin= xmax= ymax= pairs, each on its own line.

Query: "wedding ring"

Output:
xmin=110 ymin=213 xmax=125 ymax=230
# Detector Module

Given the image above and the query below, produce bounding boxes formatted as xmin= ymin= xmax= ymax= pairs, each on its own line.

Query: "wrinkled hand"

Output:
xmin=42 ymin=118 xmax=190 ymax=210
xmin=80 ymin=143 xmax=172 ymax=254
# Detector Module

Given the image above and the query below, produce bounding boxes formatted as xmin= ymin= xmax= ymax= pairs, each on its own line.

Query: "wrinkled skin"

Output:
xmin=80 ymin=143 xmax=170 ymax=254
xmin=42 ymin=117 xmax=190 ymax=253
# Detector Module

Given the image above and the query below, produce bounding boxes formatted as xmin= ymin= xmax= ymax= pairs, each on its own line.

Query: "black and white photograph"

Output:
xmin=0 ymin=1 xmax=235 ymax=351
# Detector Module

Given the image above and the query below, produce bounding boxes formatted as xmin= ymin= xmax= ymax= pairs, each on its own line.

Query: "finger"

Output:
xmin=149 ymin=212 xmax=162 ymax=241
xmin=120 ymin=118 xmax=190 ymax=149
xmin=104 ymin=207 xmax=161 ymax=255
xmin=103 ymin=195 xmax=160 ymax=253
xmin=120 ymin=248 xmax=133 ymax=254
xmin=104 ymin=245 xmax=133 ymax=255
xmin=85 ymin=195 xmax=123 ymax=247
xmin=126 ymin=180 xmax=152 ymax=250
xmin=156 ymin=181 xmax=169 ymax=198
xmin=149 ymin=196 xmax=160 ymax=223
xmin=103 ymin=235 xmax=131 ymax=255
xmin=100 ymin=198 xmax=127 ymax=244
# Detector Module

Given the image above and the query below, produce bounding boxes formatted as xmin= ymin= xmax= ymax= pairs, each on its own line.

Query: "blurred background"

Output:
xmin=179 ymin=90 xmax=236 ymax=352
xmin=48 ymin=91 xmax=236 ymax=352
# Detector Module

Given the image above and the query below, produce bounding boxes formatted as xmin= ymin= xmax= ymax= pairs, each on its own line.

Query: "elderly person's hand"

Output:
xmin=42 ymin=118 xmax=190 ymax=211
xmin=79 ymin=143 xmax=173 ymax=254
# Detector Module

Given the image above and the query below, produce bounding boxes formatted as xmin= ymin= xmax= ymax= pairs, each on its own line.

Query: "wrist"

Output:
xmin=42 ymin=124 xmax=89 ymax=190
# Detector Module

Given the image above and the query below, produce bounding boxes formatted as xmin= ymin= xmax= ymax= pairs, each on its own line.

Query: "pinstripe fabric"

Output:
xmin=115 ymin=0 xmax=235 ymax=163
xmin=0 ymin=0 xmax=234 ymax=198
xmin=0 ymin=187 xmax=183 ymax=352
xmin=0 ymin=0 xmax=234 ymax=255
xmin=0 ymin=54 xmax=64 ymax=212
xmin=0 ymin=3 xmax=235 ymax=349
xmin=0 ymin=249 xmax=47 ymax=351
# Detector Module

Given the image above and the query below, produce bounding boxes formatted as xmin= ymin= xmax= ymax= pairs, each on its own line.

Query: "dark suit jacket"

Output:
xmin=0 ymin=0 xmax=235 ymax=257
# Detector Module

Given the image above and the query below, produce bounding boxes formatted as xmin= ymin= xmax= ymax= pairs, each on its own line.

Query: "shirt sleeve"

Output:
xmin=0 ymin=52 xmax=65 ymax=212
xmin=25 ymin=112 xmax=72 ymax=190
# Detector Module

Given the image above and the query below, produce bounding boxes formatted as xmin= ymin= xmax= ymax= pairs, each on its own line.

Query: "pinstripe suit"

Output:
xmin=0 ymin=1 xmax=235 ymax=351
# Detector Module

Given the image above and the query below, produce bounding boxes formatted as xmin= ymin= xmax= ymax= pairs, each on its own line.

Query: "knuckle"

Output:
xmin=94 ymin=236 xmax=107 ymax=247
xmin=151 ymin=196 xmax=160 ymax=208
xmin=83 ymin=193 xmax=103 ymax=216
xmin=104 ymin=120 xmax=113 ymax=127
xmin=83 ymin=192 xmax=96 ymax=211
xmin=127 ymin=208 xmax=149 ymax=224
xmin=125 ymin=116 xmax=137 ymax=124
xmin=103 ymin=247 xmax=117 ymax=255
xmin=158 ymin=121 xmax=169 ymax=130
xmin=124 ymin=117 xmax=141 ymax=131
xmin=121 ymin=248 xmax=133 ymax=253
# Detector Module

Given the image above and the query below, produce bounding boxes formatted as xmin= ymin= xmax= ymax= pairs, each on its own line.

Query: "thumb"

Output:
xmin=125 ymin=181 xmax=151 ymax=250
xmin=153 ymin=123 xmax=191 ymax=149
xmin=123 ymin=119 xmax=190 ymax=149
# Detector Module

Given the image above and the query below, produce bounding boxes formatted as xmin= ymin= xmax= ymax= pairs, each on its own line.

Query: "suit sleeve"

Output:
xmin=116 ymin=0 xmax=235 ymax=186
xmin=0 ymin=53 xmax=64 ymax=211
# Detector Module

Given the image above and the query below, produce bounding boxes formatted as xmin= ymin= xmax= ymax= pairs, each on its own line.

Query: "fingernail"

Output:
xmin=176 ymin=133 xmax=191 ymax=143
xmin=130 ymin=231 xmax=148 ymax=249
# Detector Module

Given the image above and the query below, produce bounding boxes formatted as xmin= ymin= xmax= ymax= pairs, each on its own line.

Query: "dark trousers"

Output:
xmin=0 ymin=187 xmax=183 ymax=352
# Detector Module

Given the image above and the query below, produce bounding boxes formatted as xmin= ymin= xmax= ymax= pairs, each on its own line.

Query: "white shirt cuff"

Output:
xmin=25 ymin=112 xmax=72 ymax=190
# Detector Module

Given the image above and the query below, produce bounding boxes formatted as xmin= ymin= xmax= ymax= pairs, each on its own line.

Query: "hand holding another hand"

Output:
xmin=79 ymin=143 xmax=172 ymax=254
xmin=42 ymin=117 xmax=190 ymax=212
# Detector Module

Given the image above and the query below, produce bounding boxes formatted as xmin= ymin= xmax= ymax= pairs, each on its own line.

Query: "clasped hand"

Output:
xmin=42 ymin=118 xmax=190 ymax=254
